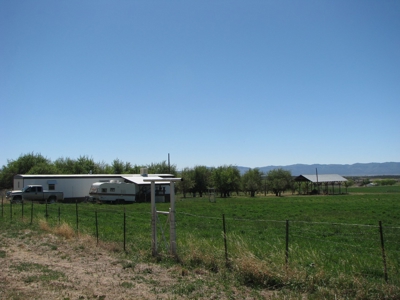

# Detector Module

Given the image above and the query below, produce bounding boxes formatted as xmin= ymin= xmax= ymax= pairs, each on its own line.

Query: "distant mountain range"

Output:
xmin=236 ymin=162 xmax=400 ymax=176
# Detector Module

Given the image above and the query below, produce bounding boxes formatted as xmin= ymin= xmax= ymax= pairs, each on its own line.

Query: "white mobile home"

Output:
xmin=13 ymin=173 xmax=174 ymax=202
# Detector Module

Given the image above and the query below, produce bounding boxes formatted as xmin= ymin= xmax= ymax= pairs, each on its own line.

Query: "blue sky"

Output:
xmin=1 ymin=0 xmax=399 ymax=170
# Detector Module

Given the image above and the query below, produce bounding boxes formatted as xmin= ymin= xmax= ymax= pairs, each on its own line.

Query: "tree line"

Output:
xmin=0 ymin=153 xmax=294 ymax=197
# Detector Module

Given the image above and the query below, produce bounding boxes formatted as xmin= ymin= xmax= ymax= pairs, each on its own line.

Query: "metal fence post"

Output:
xmin=123 ymin=208 xmax=126 ymax=252
xmin=286 ymin=220 xmax=289 ymax=268
xmin=75 ymin=199 xmax=79 ymax=232
xmin=95 ymin=210 xmax=99 ymax=246
xmin=30 ymin=201 xmax=33 ymax=225
xmin=379 ymin=221 xmax=388 ymax=283
xmin=223 ymin=214 xmax=228 ymax=266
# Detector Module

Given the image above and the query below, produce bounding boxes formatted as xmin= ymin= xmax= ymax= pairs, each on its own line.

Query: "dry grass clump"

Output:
xmin=38 ymin=219 xmax=51 ymax=232
xmin=53 ymin=222 xmax=75 ymax=239
xmin=232 ymin=253 xmax=284 ymax=289
xmin=38 ymin=219 xmax=75 ymax=239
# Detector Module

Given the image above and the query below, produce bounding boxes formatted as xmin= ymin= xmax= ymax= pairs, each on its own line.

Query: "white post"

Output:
xmin=144 ymin=177 xmax=181 ymax=258
xmin=151 ymin=181 xmax=157 ymax=256
xmin=169 ymin=181 xmax=176 ymax=257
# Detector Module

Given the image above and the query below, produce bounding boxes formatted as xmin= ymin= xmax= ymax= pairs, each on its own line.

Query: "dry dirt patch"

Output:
xmin=0 ymin=230 xmax=196 ymax=299
xmin=0 ymin=229 xmax=274 ymax=299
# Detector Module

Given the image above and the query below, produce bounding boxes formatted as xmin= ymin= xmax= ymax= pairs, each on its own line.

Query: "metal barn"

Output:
xmin=294 ymin=174 xmax=348 ymax=195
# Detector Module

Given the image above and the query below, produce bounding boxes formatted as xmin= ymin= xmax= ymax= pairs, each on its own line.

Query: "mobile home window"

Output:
xmin=110 ymin=188 xmax=115 ymax=192
xmin=101 ymin=188 xmax=107 ymax=193
xmin=48 ymin=184 xmax=55 ymax=190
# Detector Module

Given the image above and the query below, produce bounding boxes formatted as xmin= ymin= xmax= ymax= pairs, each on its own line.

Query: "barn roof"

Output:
xmin=294 ymin=174 xmax=347 ymax=183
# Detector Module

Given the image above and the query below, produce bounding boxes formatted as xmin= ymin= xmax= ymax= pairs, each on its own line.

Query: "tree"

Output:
xmin=192 ymin=165 xmax=212 ymax=197
xmin=265 ymin=168 xmax=293 ymax=196
xmin=211 ymin=165 xmax=241 ymax=198
xmin=147 ymin=161 xmax=177 ymax=176
xmin=242 ymin=168 xmax=263 ymax=197
xmin=0 ymin=153 xmax=51 ymax=188
xmin=176 ymin=167 xmax=195 ymax=198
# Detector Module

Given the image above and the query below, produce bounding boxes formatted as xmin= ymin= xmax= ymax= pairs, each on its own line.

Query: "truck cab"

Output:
xmin=21 ymin=185 xmax=44 ymax=201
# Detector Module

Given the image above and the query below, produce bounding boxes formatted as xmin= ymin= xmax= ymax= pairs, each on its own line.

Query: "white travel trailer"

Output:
xmin=89 ymin=181 xmax=136 ymax=204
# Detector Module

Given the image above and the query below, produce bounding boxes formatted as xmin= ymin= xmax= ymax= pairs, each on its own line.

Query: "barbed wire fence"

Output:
xmin=1 ymin=198 xmax=399 ymax=284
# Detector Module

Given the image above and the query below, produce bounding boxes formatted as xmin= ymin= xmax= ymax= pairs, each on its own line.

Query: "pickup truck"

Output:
xmin=8 ymin=185 xmax=64 ymax=204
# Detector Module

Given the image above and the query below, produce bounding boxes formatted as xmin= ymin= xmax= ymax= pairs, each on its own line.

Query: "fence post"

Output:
xmin=75 ymin=199 xmax=79 ymax=232
xmin=379 ymin=221 xmax=388 ymax=283
xmin=10 ymin=200 xmax=12 ymax=221
xmin=222 ymin=214 xmax=229 ymax=266
xmin=30 ymin=201 xmax=33 ymax=225
xmin=22 ymin=201 xmax=24 ymax=220
xmin=45 ymin=198 xmax=48 ymax=220
xmin=123 ymin=208 xmax=126 ymax=252
xmin=58 ymin=206 xmax=61 ymax=225
xmin=95 ymin=210 xmax=99 ymax=246
xmin=286 ymin=220 xmax=289 ymax=268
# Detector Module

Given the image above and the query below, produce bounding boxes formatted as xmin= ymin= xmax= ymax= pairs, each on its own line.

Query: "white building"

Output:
xmin=13 ymin=170 xmax=174 ymax=202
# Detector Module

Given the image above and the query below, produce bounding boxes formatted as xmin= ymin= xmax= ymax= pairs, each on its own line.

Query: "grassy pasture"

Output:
xmin=1 ymin=185 xmax=400 ymax=298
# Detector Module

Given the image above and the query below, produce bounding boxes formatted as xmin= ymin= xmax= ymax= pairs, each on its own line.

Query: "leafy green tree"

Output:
xmin=147 ymin=161 xmax=177 ymax=175
xmin=0 ymin=153 xmax=51 ymax=188
xmin=74 ymin=156 xmax=98 ymax=174
xmin=192 ymin=165 xmax=212 ymax=197
xmin=242 ymin=168 xmax=263 ymax=197
xmin=211 ymin=165 xmax=241 ymax=198
xmin=54 ymin=157 xmax=77 ymax=174
xmin=27 ymin=162 xmax=58 ymax=174
xmin=112 ymin=159 xmax=125 ymax=174
xmin=176 ymin=167 xmax=195 ymax=198
xmin=266 ymin=168 xmax=292 ymax=196
xmin=374 ymin=179 xmax=397 ymax=186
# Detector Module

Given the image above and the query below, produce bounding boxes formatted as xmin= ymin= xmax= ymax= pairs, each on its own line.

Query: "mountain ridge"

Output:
xmin=236 ymin=162 xmax=400 ymax=176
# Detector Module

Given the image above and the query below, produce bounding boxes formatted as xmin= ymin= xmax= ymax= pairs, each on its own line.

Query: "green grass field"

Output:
xmin=1 ymin=185 xmax=400 ymax=299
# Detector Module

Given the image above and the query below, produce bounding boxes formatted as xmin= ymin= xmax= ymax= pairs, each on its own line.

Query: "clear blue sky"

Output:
xmin=1 ymin=0 xmax=399 ymax=170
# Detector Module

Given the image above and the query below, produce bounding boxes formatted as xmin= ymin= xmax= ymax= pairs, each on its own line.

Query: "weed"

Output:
xmin=11 ymin=262 xmax=66 ymax=282
xmin=120 ymin=281 xmax=134 ymax=288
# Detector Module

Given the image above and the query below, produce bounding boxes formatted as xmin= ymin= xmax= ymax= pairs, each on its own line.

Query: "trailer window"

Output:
xmin=101 ymin=188 xmax=107 ymax=193
xmin=110 ymin=188 xmax=115 ymax=192
xmin=48 ymin=184 xmax=55 ymax=190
